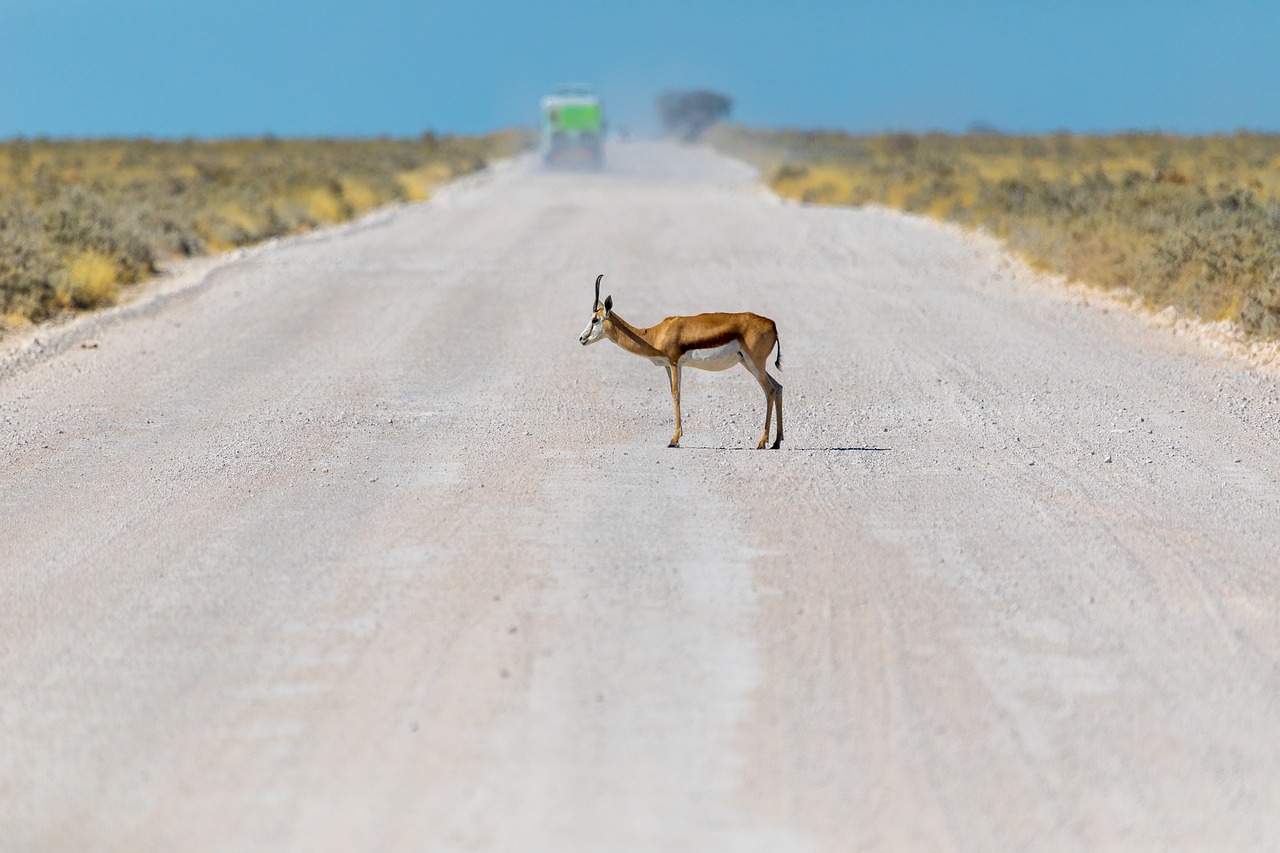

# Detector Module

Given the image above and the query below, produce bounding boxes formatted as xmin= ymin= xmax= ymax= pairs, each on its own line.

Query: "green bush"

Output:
xmin=0 ymin=200 xmax=60 ymax=320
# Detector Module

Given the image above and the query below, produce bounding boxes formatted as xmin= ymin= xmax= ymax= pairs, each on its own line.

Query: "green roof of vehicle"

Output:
xmin=542 ymin=86 xmax=603 ymax=133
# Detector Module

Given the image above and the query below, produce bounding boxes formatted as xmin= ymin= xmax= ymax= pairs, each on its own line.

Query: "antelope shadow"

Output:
xmin=681 ymin=445 xmax=892 ymax=452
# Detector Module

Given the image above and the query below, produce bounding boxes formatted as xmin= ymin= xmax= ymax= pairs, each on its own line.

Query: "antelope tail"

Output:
xmin=775 ymin=332 xmax=782 ymax=369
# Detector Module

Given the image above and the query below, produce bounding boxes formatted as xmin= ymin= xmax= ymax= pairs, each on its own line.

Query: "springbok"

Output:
xmin=578 ymin=274 xmax=783 ymax=449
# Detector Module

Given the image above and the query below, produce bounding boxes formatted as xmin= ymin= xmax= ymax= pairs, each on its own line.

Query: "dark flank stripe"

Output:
xmin=680 ymin=329 xmax=743 ymax=350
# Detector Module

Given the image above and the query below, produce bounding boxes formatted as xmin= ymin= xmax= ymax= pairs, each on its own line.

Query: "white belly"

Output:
xmin=678 ymin=341 xmax=742 ymax=372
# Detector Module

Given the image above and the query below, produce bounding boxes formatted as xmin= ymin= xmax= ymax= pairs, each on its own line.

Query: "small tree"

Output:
xmin=657 ymin=90 xmax=732 ymax=141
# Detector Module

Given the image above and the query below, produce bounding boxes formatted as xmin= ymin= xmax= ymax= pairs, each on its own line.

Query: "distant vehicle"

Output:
xmin=541 ymin=85 xmax=604 ymax=167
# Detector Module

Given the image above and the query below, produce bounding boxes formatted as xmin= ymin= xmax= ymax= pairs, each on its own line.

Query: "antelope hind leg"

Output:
xmin=667 ymin=363 xmax=682 ymax=448
xmin=769 ymin=374 xmax=783 ymax=449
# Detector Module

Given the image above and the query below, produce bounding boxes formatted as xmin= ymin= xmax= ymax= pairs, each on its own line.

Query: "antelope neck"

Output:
xmin=605 ymin=314 xmax=664 ymax=360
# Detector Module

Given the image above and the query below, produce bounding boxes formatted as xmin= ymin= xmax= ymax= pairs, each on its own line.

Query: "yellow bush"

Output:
xmin=340 ymin=178 xmax=382 ymax=214
xmin=710 ymin=125 xmax=1280 ymax=339
xmin=197 ymin=202 xmax=266 ymax=251
xmin=218 ymin=202 xmax=262 ymax=234
xmin=771 ymin=164 xmax=864 ymax=206
xmin=0 ymin=130 xmax=533 ymax=327
xmin=1 ymin=311 xmax=32 ymax=330
xmin=305 ymin=187 xmax=343 ymax=223
xmin=61 ymin=250 xmax=121 ymax=309
xmin=395 ymin=163 xmax=456 ymax=202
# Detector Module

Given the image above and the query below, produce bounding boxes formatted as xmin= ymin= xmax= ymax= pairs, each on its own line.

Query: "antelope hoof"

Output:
xmin=668 ymin=439 xmax=681 ymax=448
xmin=771 ymin=439 xmax=782 ymax=450
xmin=757 ymin=439 xmax=768 ymax=449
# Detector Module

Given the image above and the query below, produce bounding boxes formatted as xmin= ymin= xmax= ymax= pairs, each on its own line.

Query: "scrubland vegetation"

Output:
xmin=709 ymin=126 xmax=1280 ymax=339
xmin=0 ymin=131 xmax=528 ymax=328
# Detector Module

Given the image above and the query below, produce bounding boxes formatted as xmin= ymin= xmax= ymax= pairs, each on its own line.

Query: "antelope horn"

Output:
xmin=594 ymin=274 xmax=603 ymax=307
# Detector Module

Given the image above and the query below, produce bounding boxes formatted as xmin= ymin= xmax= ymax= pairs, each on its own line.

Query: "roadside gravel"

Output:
xmin=2 ymin=142 xmax=1279 ymax=851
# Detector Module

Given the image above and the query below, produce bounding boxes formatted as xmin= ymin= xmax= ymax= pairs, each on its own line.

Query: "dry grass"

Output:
xmin=61 ymin=250 xmax=120 ymax=309
xmin=709 ymin=126 xmax=1280 ymax=340
xmin=0 ymin=130 xmax=532 ymax=329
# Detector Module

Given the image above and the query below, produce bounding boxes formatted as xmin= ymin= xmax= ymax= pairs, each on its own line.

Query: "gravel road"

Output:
xmin=3 ymin=142 xmax=1280 ymax=851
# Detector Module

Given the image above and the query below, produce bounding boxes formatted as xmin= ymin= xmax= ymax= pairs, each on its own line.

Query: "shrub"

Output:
xmin=61 ymin=249 xmax=120 ymax=309
xmin=657 ymin=91 xmax=732 ymax=141
xmin=0 ymin=130 xmax=533 ymax=327
xmin=709 ymin=126 xmax=1280 ymax=340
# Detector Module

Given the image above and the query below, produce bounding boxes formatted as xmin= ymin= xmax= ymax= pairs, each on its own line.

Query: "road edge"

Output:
xmin=0 ymin=155 xmax=523 ymax=383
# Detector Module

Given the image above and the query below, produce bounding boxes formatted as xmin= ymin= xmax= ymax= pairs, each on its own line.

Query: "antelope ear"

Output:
xmin=603 ymin=295 xmax=613 ymax=314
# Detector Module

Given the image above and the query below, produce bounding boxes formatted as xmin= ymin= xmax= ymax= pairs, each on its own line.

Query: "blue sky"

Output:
xmin=2 ymin=0 xmax=1279 ymax=138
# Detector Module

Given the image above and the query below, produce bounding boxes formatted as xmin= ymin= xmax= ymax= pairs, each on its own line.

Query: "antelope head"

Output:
xmin=578 ymin=273 xmax=612 ymax=346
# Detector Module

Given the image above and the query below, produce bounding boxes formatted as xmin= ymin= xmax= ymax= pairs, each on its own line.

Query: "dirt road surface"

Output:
xmin=3 ymin=143 xmax=1280 ymax=851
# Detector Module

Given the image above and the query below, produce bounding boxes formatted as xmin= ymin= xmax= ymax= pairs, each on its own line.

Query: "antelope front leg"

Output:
xmin=758 ymin=384 xmax=774 ymax=449
xmin=751 ymin=372 xmax=784 ymax=449
xmin=667 ymin=362 xmax=683 ymax=447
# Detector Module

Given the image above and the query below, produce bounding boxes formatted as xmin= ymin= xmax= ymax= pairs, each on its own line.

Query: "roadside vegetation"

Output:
xmin=657 ymin=90 xmax=732 ymax=141
xmin=709 ymin=126 xmax=1280 ymax=340
xmin=0 ymin=131 xmax=529 ymax=329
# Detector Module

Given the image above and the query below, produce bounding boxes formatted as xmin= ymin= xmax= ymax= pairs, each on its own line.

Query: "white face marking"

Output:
xmin=579 ymin=309 xmax=606 ymax=345
xmin=678 ymin=341 xmax=742 ymax=372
